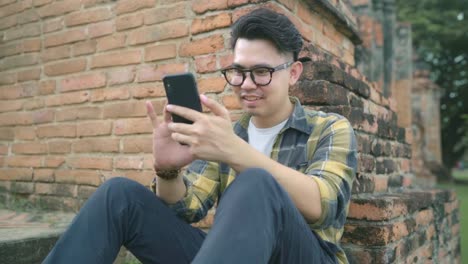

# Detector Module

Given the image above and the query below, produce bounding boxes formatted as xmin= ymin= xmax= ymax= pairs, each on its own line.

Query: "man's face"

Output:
xmin=230 ymin=38 xmax=298 ymax=125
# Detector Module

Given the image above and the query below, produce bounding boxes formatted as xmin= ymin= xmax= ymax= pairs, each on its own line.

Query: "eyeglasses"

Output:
xmin=221 ymin=61 xmax=294 ymax=86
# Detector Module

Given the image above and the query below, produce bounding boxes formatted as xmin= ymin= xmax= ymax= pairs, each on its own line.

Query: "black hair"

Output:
xmin=230 ymin=8 xmax=303 ymax=61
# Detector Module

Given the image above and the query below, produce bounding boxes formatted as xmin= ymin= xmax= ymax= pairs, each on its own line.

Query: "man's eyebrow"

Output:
xmin=231 ymin=63 xmax=272 ymax=69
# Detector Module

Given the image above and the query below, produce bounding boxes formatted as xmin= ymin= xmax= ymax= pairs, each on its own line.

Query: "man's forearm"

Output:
xmin=156 ymin=175 xmax=186 ymax=204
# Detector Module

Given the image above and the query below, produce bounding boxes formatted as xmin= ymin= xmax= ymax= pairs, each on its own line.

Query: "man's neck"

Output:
xmin=251 ymin=100 xmax=294 ymax=128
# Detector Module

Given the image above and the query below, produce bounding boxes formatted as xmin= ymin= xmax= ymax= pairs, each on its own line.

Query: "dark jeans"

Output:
xmin=43 ymin=168 xmax=337 ymax=264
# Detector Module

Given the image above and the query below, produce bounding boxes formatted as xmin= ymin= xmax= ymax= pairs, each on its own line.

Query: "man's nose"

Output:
xmin=241 ymin=73 xmax=257 ymax=90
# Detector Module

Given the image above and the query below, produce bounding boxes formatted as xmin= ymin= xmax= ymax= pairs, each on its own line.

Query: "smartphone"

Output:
xmin=162 ymin=73 xmax=202 ymax=124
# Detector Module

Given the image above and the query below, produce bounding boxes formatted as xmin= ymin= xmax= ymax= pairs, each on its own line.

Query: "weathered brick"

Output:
xmin=36 ymin=182 xmax=77 ymax=197
xmin=121 ymin=137 xmax=152 ymax=153
xmin=6 ymin=156 xmax=42 ymax=168
xmin=77 ymin=185 xmax=97 ymax=199
xmin=67 ymin=156 xmax=113 ymax=170
xmin=108 ymin=67 xmax=135 ymax=86
xmin=0 ymin=168 xmax=33 ymax=181
xmin=91 ymin=87 xmax=130 ymax=102
xmin=143 ymin=3 xmax=185 ymax=25
xmin=17 ymin=68 xmax=41 ymax=82
xmin=33 ymin=0 xmax=52 ymax=7
xmin=192 ymin=0 xmax=228 ymax=14
xmin=55 ymin=169 xmax=102 ymax=186
xmin=37 ymin=0 xmax=81 ymax=18
xmin=41 ymin=45 xmax=71 ymax=62
xmin=10 ymin=181 xmax=34 ymax=194
xmin=0 ymin=82 xmax=37 ymax=99
xmin=43 ymin=18 xmax=63 ymax=33
xmin=0 ymin=112 xmax=33 ymax=126
xmin=114 ymin=0 xmax=155 ymax=15
xmin=31 ymin=109 xmax=54 ymax=124
xmin=18 ymin=9 xmax=40 ymax=25
xmin=114 ymin=118 xmax=152 ymax=135
xmin=0 ymin=2 xmax=24 ymax=20
xmin=44 ymin=58 xmax=87 ymax=76
xmin=0 ymin=43 xmax=21 ymax=59
xmin=0 ymin=144 xmax=8 ymax=155
xmin=12 ymin=142 xmax=48 ymax=154
xmin=0 ymin=128 xmax=14 ymax=140
xmin=44 ymin=156 xmax=66 ymax=168
xmin=14 ymin=127 xmax=36 ymax=140
xmin=56 ymin=106 xmax=101 ymax=121
xmin=0 ymin=54 xmax=39 ymax=71
xmin=195 ymin=55 xmax=217 ymax=73
xmin=291 ymin=80 xmax=349 ymax=105
xmin=39 ymin=80 xmax=56 ymax=95
xmin=348 ymin=195 xmax=409 ymax=221
xmin=114 ymin=156 xmax=152 ymax=170
xmin=145 ymin=44 xmax=177 ymax=62
xmin=103 ymin=101 xmax=147 ymax=118
xmin=77 ymin=121 xmax=112 ymax=137
xmin=191 ymin=12 xmax=231 ymax=34
xmin=88 ymin=20 xmax=114 ymax=38
xmin=4 ymin=23 xmax=41 ymax=41
xmin=128 ymin=21 xmax=189 ymax=46
xmin=96 ymin=34 xmax=126 ymax=51
xmin=137 ymin=63 xmax=188 ymax=83
xmin=48 ymin=140 xmax=71 ymax=154
xmin=72 ymin=138 xmax=120 ymax=153
xmin=44 ymin=29 xmax=86 ymax=47
xmin=124 ymin=170 xmax=155 ymax=186
xmin=179 ymin=34 xmax=225 ymax=57
xmin=0 ymin=99 xmax=23 ymax=113
xmin=198 ymin=77 xmax=226 ymax=93
xmin=60 ymin=72 xmax=106 ymax=92
xmin=65 ymin=8 xmax=112 ymax=27
xmin=131 ymin=84 xmax=166 ymax=99
xmin=116 ymin=13 xmax=143 ymax=31
xmin=22 ymin=38 xmax=41 ymax=52
xmin=91 ymin=50 xmax=141 ymax=69
xmin=45 ymin=91 xmax=90 ymax=106
xmin=36 ymin=124 xmax=76 ymax=138
xmin=33 ymin=169 xmax=55 ymax=182
xmin=0 ymin=14 xmax=17 ymax=31
xmin=73 ymin=40 xmax=97 ymax=56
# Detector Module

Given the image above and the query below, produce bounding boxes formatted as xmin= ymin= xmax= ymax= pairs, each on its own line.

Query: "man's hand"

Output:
xmin=146 ymin=101 xmax=194 ymax=170
xmin=166 ymin=94 xmax=241 ymax=163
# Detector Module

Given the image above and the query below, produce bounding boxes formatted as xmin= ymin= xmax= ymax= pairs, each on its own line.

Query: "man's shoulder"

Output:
xmin=301 ymin=106 xmax=349 ymax=126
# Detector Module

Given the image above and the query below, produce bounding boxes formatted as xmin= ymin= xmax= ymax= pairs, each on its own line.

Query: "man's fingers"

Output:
xmin=200 ymin=94 xmax=230 ymax=120
xmin=146 ymin=101 xmax=159 ymax=128
xmin=166 ymin=104 xmax=201 ymax=122
xmin=163 ymin=104 xmax=172 ymax=123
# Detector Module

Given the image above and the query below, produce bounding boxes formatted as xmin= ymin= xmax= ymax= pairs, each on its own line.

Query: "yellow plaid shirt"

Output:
xmin=155 ymin=97 xmax=357 ymax=263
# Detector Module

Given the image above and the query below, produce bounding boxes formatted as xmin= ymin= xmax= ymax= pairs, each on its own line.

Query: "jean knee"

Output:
xmin=235 ymin=168 xmax=276 ymax=187
xmin=98 ymin=177 xmax=146 ymax=199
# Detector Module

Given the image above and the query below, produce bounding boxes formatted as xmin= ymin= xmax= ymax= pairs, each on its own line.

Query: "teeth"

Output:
xmin=243 ymin=96 xmax=260 ymax=101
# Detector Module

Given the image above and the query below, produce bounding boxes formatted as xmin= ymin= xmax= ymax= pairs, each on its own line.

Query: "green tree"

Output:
xmin=396 ymin=0 xmax=468 ymax=169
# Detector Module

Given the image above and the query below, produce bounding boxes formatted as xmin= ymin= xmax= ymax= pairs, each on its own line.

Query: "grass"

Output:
xmin=438 ymin=169 xmax=468 ymax=262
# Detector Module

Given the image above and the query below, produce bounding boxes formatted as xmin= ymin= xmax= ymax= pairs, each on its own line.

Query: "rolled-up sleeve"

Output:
xmin=305 ymin=117 xmax=357 ymax=229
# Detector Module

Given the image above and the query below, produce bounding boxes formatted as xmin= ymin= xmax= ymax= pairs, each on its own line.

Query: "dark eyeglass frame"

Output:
xmin=220 ymin=61 xmax=295 ymax=86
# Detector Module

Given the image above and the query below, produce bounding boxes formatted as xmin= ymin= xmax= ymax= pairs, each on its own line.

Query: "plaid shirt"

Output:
xmin=154 ymin=97 xmax=357 ymax=263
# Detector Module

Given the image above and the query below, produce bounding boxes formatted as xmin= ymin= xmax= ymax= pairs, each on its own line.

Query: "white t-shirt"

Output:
xmin=248 ymin=118 xmax=288 ymax=157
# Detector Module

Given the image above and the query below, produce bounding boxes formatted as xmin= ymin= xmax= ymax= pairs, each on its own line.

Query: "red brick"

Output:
xmin=103 ymin=101 xmax=147 ymax=118
xmin=145 ymin=44 xmax=177 ymax=62
xmin=0 ymin=168 xmax=33 ymax=181
xmin=4 ymin=23 xmax=41 ymax=41
xmin=77 ymin=121 xmax=112 ymax=137
xmin=44 ymin=29 xmax=87 ymax=47
xmin=39 ymin=80 xmax=56 ymax=95
xmin=96 ymin=34 xmax=126 ymax=51
xmin=0 ymin=1 xmax=24 ymax=18
xmin=0 ymin=112 xmax=33 ymax=126
xmin=198 ymin=77 xmax=226 ymax=93
xmin=0 ymin=14 xmax=17 ymax=31
xmin=0 ymin=100 xmax=23 ymax=113
xmin=0 ymin=72 xmax=17 ymax=86
xmin=81 ymin=0 xmax=113 ymax=8
xmin=73 ymin=40 xmax=97 ymax=56
xmin=6 ymin=156 xmax=42 ymax=168
xmin=31 ymin=109 xmax=54 ymax=124
xmin=1 ymin=54 xmax=39 ymax=71
xmin=56 ymin=106 xmax=101 ymax=121
xmin=116 ymin=13 xmax=143 ymax=31
xmin=297 ymin=2 xmax=324 ymax=30
xmin=55 ymin=169 xmax=102 ymax=186
xmin=179 ymin=34 xmax=225 ymax=57
xmin=67 ymin=156 xmax=113 ymax=170
xmin=44 ymin=156 xmax=65 ymax=168
xmin=373 ymin=175 xmax=388 ymax=192
xmin=45 ymin=91 xmax=90 ymax=106
xmin=12 ymin=142 xmax=48 ymax=154
xmin=114 ymin=118 xmax=152 ymax=135
xmin=44 ymin=58 xmax=86 ymax=77
xmin=41 ymin=45 xmax=70 ymax=62
xmin=0 ymin=43 xmax=21 ymax=59
xmin=36 ymin=124 xmax=76 ymax=138
xmin=143 ymin=3 xmax=185 ymax=25
xmin=128 ymin=21 xmax=189 ymax=46
xmin=114 ymin=156 xmax=152 ymax=170
xmin=195 ymin=55 xmax=217 ymax=73
xmin=23 ymin=38 xmax=41 ymax=52
xmin=48 ymin=140 xmax=71 ymax=154
xmin=72 ymin=138 xmax=120 ymax=153
xmin=18 ymin=9 xmax=40 ymax=25
xmin=33 ymin=0 xmax=53 ymax=7
xmin=221 ymin=94 xmax=241 ymax=109
xmin=65 ymin=8 xmax=112 ymax=27
xmin=24 ymin=98 xmax=45 ymax=110
xmin=0 ymin=128 xmax=14 ymax=140
xmin=33 ymin=169 xmax=55 ymax=182
xmin=37 ymin=0 xmax=80 ymax=18
xmin=0 ymin=83 xmax=38 ymax=100
xmin=17 ymin=68 xmax=41 ymax=82
xmin=60 ymin=72 xmax=106 ymax=92
xmin=131 ymin=84 xmax=166 ymax=99
xmin=137 ymin=63 xmax=188 ymax=83
xmin=415 ymin=209 xmax=434 ymax=227
xmin=14 ymin=127 xmax=36 ymax=140
xmin=88 ymin=21 xmax=114 ymax=38
xmin=124 ymin=170 xmax=154 ymax=186
xmin=108 ymin=67 xmax=135 ymax=86
xmin=114 ymin=0 xmax=155 ymax=15
xmin=77 ymin=185 xmax=97 ymax=199
xmin=91 ymin=87 xmax=130 ymax=102
xmin=91 ymin=50 xmax=141 ymax=69
xmin=43 ymin=18 xmax=63 ymax=33
xmin=192 ymin=0 xmax=228 ymax=14
xmin=191 ymin=12 xmax=231 ymax=34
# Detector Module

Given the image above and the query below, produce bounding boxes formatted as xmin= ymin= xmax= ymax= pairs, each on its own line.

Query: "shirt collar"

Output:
xmin=234 ymin=96 xmax=312 ymax=140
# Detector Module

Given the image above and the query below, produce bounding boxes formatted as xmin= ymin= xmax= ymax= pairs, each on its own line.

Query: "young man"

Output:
xmin=44 ymin=8 xmax=357 ymax=264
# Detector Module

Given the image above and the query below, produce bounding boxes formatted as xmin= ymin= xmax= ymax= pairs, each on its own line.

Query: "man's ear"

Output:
xmin=289 ymin=61 xmax=303 ymax=86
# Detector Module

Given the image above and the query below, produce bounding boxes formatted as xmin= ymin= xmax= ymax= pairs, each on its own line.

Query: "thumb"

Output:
xmin=200 ymin=94 xmax=230 ymax=120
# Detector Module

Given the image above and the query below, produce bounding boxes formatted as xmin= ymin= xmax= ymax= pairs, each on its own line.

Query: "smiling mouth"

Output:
xmin=242 ymin=95 xmax=263 ymax=101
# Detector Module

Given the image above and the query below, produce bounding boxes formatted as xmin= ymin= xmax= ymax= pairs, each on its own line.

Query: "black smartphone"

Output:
xmin=162 ymin=73 xmax=202 ymax=124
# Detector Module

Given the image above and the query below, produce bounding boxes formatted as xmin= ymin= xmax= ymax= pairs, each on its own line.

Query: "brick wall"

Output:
xmin=0 ymin=0 xmax=460 ymax=263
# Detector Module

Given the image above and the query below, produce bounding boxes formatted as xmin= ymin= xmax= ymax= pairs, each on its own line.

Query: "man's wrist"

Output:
xmin=155 ymin=168 xmax=181 ymax=180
